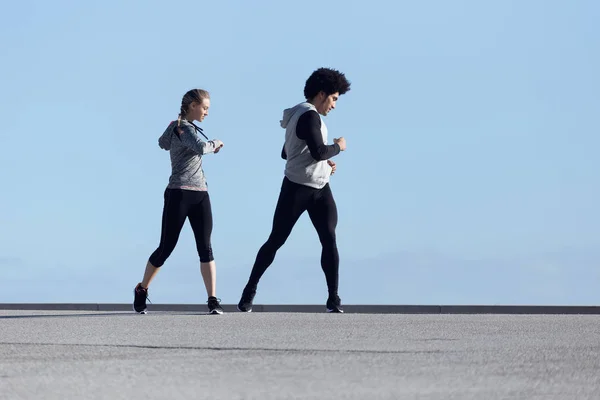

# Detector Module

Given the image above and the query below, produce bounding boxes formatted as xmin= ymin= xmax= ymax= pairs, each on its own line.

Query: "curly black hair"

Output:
xmin=303 ymin=67 xmax=351 ymax=100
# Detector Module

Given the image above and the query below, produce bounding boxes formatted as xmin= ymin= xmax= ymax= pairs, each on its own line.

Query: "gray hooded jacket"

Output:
xmin=157 ymin=120 xmax=221 ymax=191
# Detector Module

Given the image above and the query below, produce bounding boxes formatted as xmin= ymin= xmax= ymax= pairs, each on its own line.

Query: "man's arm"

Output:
xmin=296 ymin=110 xmax=340 ymax=161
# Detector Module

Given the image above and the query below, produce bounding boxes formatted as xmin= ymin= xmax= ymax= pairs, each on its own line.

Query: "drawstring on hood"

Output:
xmin=156 ymin=119 xmax=222 ymax=192
xmin=158 ymin=120 xmax=209 ymax=151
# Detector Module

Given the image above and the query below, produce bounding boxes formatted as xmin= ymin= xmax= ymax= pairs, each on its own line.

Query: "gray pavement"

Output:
xmin=0 ymin=310 xmax=599 ymax=399
xmin=2 ymin=303 xmax=600 ymax=313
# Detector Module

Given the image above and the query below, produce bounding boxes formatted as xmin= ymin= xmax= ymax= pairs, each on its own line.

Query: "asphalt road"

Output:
xmin=1 ymin=310 xmax=599 ymax=399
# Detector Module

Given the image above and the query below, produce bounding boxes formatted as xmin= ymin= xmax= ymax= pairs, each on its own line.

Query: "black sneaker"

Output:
xmin=207 ymin=297 xmax=224 ymax=315
xmin=237 ymin=286 xmax=256 ymax=312
xmin=326 ymin=294 xmax=343 ymax=313
xmin=133 ymin=283 xmax=149 ymax=314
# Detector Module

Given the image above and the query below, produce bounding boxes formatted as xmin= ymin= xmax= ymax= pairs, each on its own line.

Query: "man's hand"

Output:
xmin=333 ymin=137 xmax=347 ymax=151
xmin=328 ymin=160 xmax=336 ymax=175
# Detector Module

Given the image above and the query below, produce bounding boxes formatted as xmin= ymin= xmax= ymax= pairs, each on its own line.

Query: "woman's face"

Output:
xmin=189 ymin=97 xmax=210 ymax=122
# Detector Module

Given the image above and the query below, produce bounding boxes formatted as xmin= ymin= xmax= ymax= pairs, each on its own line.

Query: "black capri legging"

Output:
xmin=149 ymin=188 xmax=214 ymax=267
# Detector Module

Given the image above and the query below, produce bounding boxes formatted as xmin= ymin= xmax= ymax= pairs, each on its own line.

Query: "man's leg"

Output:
xmin=247 ymin=178 xmax=310 ymax=287
xmin=238 ymin=178 xmax=311 ymax=311
xmin=307 ymin=184 xmax=342 ymax=312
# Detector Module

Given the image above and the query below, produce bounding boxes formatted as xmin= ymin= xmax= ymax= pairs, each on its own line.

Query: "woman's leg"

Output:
xmin=134 ymin=189 xmax=189 ymax=313
xmin=147 ymin=189 xmax=190 ymax=274
xmin=188 ymin=191 xmax=222 ymax=313
xmin=200 ymin=261 xmax=216 ymax=297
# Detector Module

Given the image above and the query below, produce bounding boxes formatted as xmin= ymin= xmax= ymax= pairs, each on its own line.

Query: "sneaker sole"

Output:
xmin=327 ymin=308 xmax=344 ymax=313
xmin=208 ymin=309 xmax=224 ymax=315
xmin=132 ymin=304 xmax=147 ymax=314
xmin=237 ymin=305 xmax=252 ymax=312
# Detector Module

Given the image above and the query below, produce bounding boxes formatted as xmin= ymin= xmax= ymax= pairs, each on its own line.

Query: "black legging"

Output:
xmin=247 ymin=177 xmax=339 ymax=295
xmin=149 ymin=188 xmax=214 ymax=267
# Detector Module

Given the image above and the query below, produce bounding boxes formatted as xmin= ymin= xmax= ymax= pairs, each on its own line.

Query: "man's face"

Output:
xmin=315 ymin=91 xmax=339 ymax=116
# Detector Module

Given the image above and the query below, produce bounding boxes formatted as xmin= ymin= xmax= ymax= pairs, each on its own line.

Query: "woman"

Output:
xmin=133 ymin=89 xmax=225 ymax=314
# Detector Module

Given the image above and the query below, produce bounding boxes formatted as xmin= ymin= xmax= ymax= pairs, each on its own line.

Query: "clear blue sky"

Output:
xmin=1 ymin=0 xmax=598 ymax=305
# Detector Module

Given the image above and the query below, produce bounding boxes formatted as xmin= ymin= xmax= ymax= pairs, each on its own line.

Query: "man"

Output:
xmin=238 ymin=67 xmax=351 ymax=313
